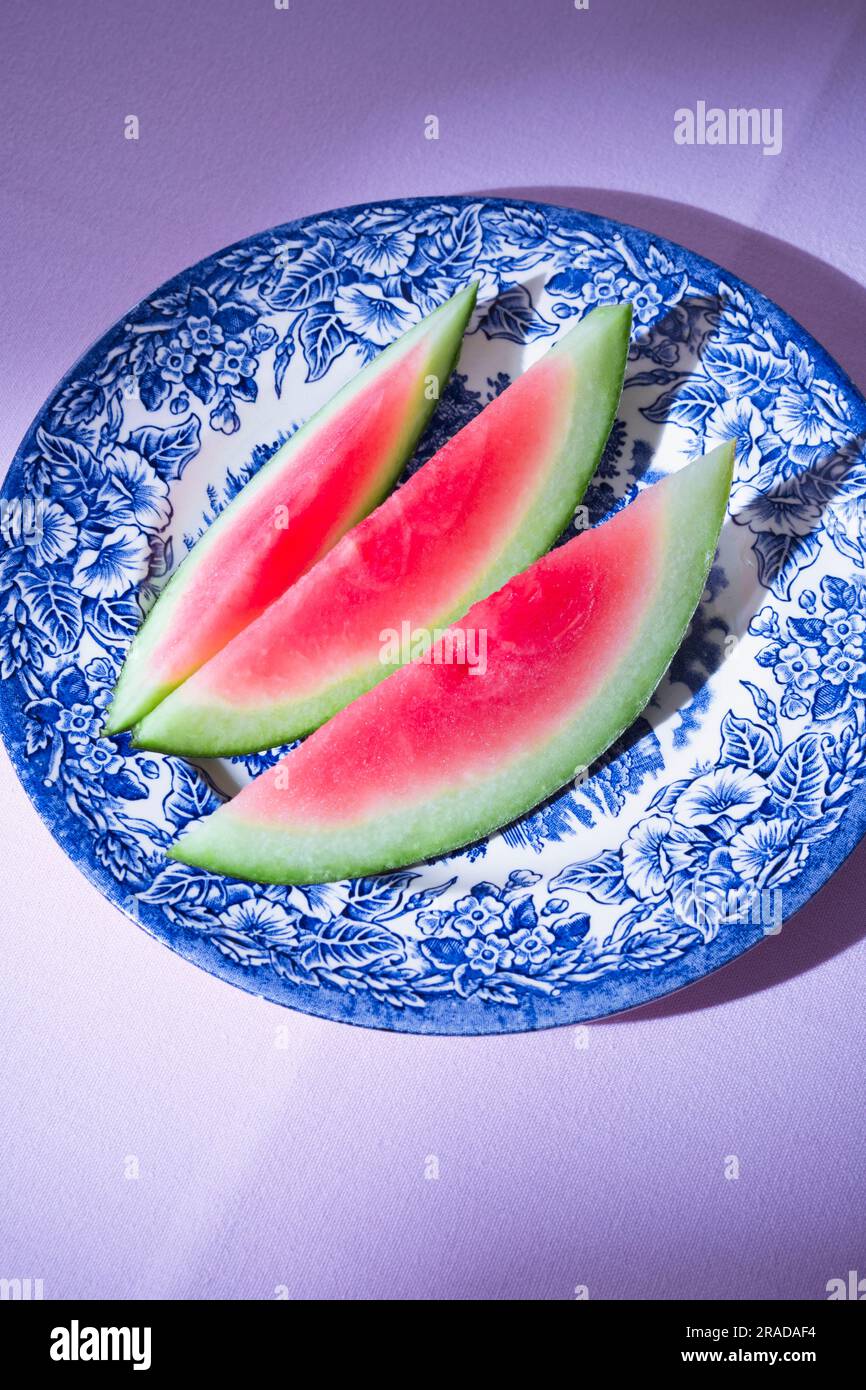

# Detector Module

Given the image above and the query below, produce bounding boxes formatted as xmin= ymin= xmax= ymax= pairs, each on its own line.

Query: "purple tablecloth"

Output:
xmin=1 ymin=0 xmax=863 ymax=1299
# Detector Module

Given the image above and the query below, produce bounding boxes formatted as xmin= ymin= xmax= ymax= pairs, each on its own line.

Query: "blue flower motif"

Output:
xmin=542 ymin=897 xmax=569 ymax=916
xmin=84 ymin=657 xmax=116 ymax=686
xmin=705 ymin=396 xmax=766 ymax=479
xmin=75 ymin=743 xmax=124 ymax=776
xmin=177 ymin=315 xmax=224 ymax=353
xmin=335 ymin=283 xmax=422 ymax=346
xmin=674 ymin=767 xmax=769 ymax=828
xmin=211 ymin=339 xmax=256 ymax=387
xmin=101 ymin=448 xmax=171 ymax=532
xmin=24 ymin=500 xmax=78 ymax=565
xmin=506 ymin=869 xmax=542 ymax=888
xmin=509 ymin=924 xmax=555 ymax=967
xmin=750 ymin=605 xmax=780 ymax=639
xmin=821 ymin=645 xmax=865 ymax=685
xmin=452 ymin=893 xmax=505 ymax=937
xmin=728 ymin=817 xmax=807 ymax=888
xmin=465 ymin=934 xmax=513 ymax=976
xmin=56 ymin=702 xmax=102 ymax=746
xmin=345 ymin=226 xmax=417 ymax=277
xmin=155 ymin=341 xmax=196 ymax=384
xmin=822 ymin=609 xmax=864 ymax=648
xmin=775 ymin=642 xmax=821 ymax=689
xmin=735 ymin=476 xmax=822 ymax=538
xmin=771 ymin=383 xmax=836 ymax=448
xmin=72 ymin=524 xmax=150 ymax=598
xmin=581 ymin=268 xmax=633 ymax=308
xmin=630 ymin=282 xmax=663 ymax=323
xmin=222 ymin=898 xmax=297 ymax=944
xmin=621 ymin=815 xmax=701 ymax=899
xmin=250 ymin=323 xmax=278 ymax=352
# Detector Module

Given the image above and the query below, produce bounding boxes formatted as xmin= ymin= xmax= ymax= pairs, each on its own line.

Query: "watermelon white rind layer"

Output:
xmin=168 ymin=443 xmax=735 ymax=885
xmin=103 ymin=282 xmax=477 ymax=734
xmin=134 ymin=303 xmax=632 ymax=756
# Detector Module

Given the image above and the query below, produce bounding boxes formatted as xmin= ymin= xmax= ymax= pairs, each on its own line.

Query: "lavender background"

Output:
xmin=1 ymin=0 xmax=864 ymax=1300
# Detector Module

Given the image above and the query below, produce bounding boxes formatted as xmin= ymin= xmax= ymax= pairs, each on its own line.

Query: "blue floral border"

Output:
xmin=1 ymin=195 xmax=865 ymax=1034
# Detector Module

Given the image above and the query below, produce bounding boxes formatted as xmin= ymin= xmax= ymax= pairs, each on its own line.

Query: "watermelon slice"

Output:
xmin=134 ymin=303 xmax=632 ymax=756
xmin=168 ymin=443 xmax=734 ymax=885
xmin=103 ymin=283 xmax=477 ymax=734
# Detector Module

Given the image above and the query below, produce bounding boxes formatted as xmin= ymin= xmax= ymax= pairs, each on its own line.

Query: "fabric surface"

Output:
xmin=1 ymin=0 xmax=863 ymax=1300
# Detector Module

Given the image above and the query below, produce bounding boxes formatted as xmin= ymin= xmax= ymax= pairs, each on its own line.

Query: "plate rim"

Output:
xmin=1 ymin=191 xmax=864 ymax=1034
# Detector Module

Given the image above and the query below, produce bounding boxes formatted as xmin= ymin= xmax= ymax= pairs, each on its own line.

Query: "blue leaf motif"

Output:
xmin=719 ymin=711 xmax=776 ymax=774
xmin=702 ymin=342 xmax=789 ymax=398
xmin=139 ymin=862 xmax=228 ymax=909
xmin=556 ymin=913 xmax=591 ymax=946
xmin=103 ymin=769 xmax=149 ymax=801
xmin=812 ymin=680 xmax=849 ymax=722
xmin=546 ymin=267 xmax=585 ymax=299
xmin=641 ymin=377 xmax=719 ymax=429
xmin=139 ymin=368 xmax=171 ymax=412
xmin=429 ymin=205 xmax=483 ymax=278
xmin=420 ymin=935 xmax=467 ymax=970
xmin=16 ymin=572 xmax=82 ymax=656
xmin=767 ymin=735 xmax=826 ymax=821
xmin=163 ymin=761 xmax=221 ymax=829
xmin=265 ymin=244 xmax=340 ymax=312
xmin=233 ymin=375 xmax=257 ymax=403
xmin=299 ymin=305 xmax=352 ymax=382
xmin=36 ymin=426 xmax=95 ymax=475
xmin=214 ymin=301 xmax=259 ymax=336
xmin=138 ymin=862 xmax=249 ymax=922
xmin=785 ymin=340 xmax=815 ymax=389
xmin=36 ymin=427 xmax=95 ymax=513
xmin=504 ymin=896 xmax=538 ymax=933
xmin=83 ymin=595 xmax=141 ymax=646
xmin=344 ymin=872 xmax=418 ymax=922
xmin=648 ymin=776 xmax=693 ymax=812
xmin=753 ymin=531 xmax=819 ymax=598
xmin=787 ymin=617 xmax=825 ymax=645
xmin=549 ymin=850 xmax=625 ymax=904
xmin=186 ymin=363 xmax=216 ymax=405
xmin=482 ymin=204 xmax=548 ymax=248
xmin=821 ymin=576 xmax=858 ymax=610
xmin=742 ymin=680 xmax=779 ymax=729
xmin=98 ymin=392 xmax=124 ymax=455
xmin=127 ymin=414 xmax=201 ymax=482
xmin=300 ymin=921 xmax=405 ymax=971
xmin=478 ymin=284 xmax=557 ymax=344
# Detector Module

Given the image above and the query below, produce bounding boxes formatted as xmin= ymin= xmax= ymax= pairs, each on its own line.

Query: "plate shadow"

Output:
xmin=467 ymin=185 xmax=866 ymax=1018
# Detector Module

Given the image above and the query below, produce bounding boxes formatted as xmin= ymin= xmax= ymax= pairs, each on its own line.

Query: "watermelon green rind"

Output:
xmin=103 ymin=282 xmax=477 ymax=735
xmin=133 ymin=302 xmax=632 ymax=756
xmin=168 ymin=443 xmax=734 ymax=884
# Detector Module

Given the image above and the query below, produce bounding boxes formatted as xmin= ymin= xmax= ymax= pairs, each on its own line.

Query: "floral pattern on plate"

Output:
xmin=1 ymin=197 xmax=864 ymax=1032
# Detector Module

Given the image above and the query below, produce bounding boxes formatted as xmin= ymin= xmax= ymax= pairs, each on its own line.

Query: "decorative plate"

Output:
xmin=2 ymin=196 xmax=864 ymax=1034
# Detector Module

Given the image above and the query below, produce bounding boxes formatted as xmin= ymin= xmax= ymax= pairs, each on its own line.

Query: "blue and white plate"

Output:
xmin=2 ymin=196 xmax=864 ymax=1033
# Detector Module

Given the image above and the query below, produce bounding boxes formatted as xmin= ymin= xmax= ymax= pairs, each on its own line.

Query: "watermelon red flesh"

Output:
xmin=134 ymin=303 xmax=632 ymax=755
xmin=168 ymin=443 xmax=734 ymax=884
xmin=103 ymin=283 xmax=477 ymax=734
